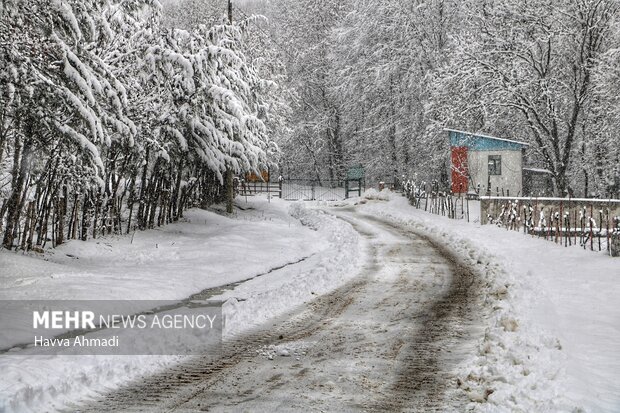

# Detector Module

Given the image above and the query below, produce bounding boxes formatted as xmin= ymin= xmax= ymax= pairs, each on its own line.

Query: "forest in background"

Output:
xmin=236 ymin=0 xmax=620 ymax=196
xmin=2 ymin=0 xmax=620 ymax=251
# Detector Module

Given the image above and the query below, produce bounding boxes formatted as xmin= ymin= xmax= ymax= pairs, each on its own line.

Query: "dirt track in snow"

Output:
xmin=70 ymin=207 xmax=482 ymax=412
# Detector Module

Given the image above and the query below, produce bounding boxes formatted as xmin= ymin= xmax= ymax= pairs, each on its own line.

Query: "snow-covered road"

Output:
xmin=0 ymin=199 xmax=360 ymax=412
xmin=4 ymin=195 xmax=616 ymax=412
xmin=71 ymin=207 xmax=484 ymax=412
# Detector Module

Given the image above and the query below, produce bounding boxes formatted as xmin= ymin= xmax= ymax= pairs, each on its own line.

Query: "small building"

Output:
xmin=447 ymin=129 xmax=529 ymax=197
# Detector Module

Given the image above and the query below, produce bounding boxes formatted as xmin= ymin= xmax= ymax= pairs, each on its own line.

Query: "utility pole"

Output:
xmin=225 ymin=0 xmax=234 ymax=213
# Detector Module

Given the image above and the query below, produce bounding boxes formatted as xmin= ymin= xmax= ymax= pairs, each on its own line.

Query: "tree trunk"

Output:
xmin=126 ymin=168 xmax=138 ymax=234
xmin=171 ymin=158 xmax=184 ymax=221
xmin=81 ymin=192 xmax=91 ymax=241
xmin=2 ymin=136 xmax=30 ymax=250
xmin=225 ymin=169 xmax=234 ymax=213
xmin=68 ymin=192 xmax=79 ymax=240
xmin=92 ymin=192 xmax=101 ymax=239
xmin=137 ymin=148 xmax=150 ymax=230
xmin=56 ymin=185 xmax=67 ymax=245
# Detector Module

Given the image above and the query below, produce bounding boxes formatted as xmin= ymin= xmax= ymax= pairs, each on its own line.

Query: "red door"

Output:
xmin=451 ymin=146 xmax=468 ymax=193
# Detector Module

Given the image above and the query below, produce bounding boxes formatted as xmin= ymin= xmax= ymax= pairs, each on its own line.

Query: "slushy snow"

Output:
xmin=1 ymin=192 xmax=618 ymax=413
xmin=0 ymin=198 xmax=362 ymax=413
xmin=359 ymin=193 xmax=620 ymax=413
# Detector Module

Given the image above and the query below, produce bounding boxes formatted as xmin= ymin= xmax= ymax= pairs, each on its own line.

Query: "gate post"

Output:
xmin=358 ymin=178 xmax=362 ymax=197
xmin=278 ymin=176 xmax=283 ymax=199
xmin=611 ymin=232 xmax=620 ymax=257
xmin=345 ymin=179 xmax=349 ymax=199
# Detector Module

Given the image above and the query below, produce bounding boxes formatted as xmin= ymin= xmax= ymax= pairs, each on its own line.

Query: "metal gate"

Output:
xmin=281 ymin=179 xmax=347 ymax=201
xmin=236 ymin=176 xmax=366 ymax=201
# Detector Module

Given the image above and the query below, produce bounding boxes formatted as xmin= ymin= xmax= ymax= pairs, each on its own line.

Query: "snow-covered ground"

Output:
xmin=1 ymin=200 xmax=318 ymax=302
xmin=0 ymin=198 xmax=362 ymax=413
xmin=1 ymin=191 xmax=618 ymax=413
xmin=358 ymin=192 xmax=620 ymax=413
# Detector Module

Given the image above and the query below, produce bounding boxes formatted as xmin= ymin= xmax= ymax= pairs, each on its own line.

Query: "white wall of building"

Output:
xmin=468 ymin=150 xmax=523 ymax=196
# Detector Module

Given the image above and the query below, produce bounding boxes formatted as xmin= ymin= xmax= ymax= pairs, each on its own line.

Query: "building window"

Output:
xmin=488 ymin=155 xmax=501 ymax=175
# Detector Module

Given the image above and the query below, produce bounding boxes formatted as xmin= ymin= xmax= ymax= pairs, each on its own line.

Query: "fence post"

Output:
xmin=612 ymin=232 xmax=620 ymax=257
xmin=590 ymin=205 xmax=594 ymax=251
xmin=598 ymin=210 xmax=602 ymax=251
xmin=466 ymin=196 xmax=469 ymax=223
xmin=611 ymin=218 xmax=620 ymax=257
xmin=278 ymin=176 xmax=283 ymax=199
xmin=559 ymin=201 xmax=563 ymax=243
xmin=607 ymin=209 xmax=610 ymax=253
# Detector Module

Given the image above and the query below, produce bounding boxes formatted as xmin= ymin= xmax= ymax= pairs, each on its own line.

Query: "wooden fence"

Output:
xmin=404 ymin=182 xmax=474 ymax=221
xmin=480 ymin=196 xmax=620 ymax=254
xmin=403 ymin=181 xmax=620 ymax=255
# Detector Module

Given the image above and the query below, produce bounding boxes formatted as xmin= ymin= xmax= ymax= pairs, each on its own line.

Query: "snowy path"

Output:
xmin=361 ymin=195 xmax=620 ymax=412
xmin=0 ymin=199 xmax=360 ymax=412
xmin=71 ymin=208 xmax=483 ymax=412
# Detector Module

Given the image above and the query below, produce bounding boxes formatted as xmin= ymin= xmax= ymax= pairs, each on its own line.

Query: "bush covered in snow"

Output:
xmin=363 ymin=188 xmax=391 ymax=201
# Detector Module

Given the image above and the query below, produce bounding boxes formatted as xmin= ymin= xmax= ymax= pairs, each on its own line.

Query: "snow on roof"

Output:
xmin=523 ymin=167 xmax=553 ymax=174
xmin=444 ymin=128 xmax=530 ymax=147
xmin=479 ymin=196 xmax=620 ymax=203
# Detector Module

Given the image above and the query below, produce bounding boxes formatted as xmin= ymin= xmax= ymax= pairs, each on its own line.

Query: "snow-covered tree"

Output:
xmin=334 ymin=0 xmax=461 ymax=182
xmin=0 ymin=0 xmax=155 ymax=248
xmin=0 ymin=0 xmax=281 ymax=250
xmin=263 ymin=0 xmax=349 ymax=183
xmin=428 ymin=0 xmax=619 ymax=196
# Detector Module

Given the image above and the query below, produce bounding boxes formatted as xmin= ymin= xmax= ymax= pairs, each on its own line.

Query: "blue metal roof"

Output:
xmin=447 ymin=129 xmax=529 ymax=151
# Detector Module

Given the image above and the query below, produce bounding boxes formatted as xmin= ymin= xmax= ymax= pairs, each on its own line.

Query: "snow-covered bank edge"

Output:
xmin=359 ymin=197 xmax=580 ymax=413
xmin=221 ymin=201 xmax=364 ymax=337
xmin=0 ymin=201 xmax=363 ymax=413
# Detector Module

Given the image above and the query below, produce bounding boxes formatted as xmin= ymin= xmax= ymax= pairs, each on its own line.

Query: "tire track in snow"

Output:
xmin=0 ymin=255 xmax=316 ymax=355
xmin=359 ymin=215 xmax=480 ymax=411
xmin=67 ymin=268 xmax=372 ymax=412
xmin=70 ymin=208 xmax=481 ymax=412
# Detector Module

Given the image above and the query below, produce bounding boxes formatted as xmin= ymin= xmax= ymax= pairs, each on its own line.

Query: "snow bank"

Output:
xmin=0 ymin=198 xmax=362 ymax=413
xmin=362 ymin=187 xmax=391 ymax=201
xmin=0 ymin=201 xmax=320 ymax=302
xmin=220 ymin=201 xmax=363 ymax=337
xmin=360 ymin=196 xmax=620 ymax=413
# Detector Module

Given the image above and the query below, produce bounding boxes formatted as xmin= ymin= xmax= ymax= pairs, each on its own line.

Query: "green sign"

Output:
xmin=346 ymin=165 xmax=364 ymax=180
